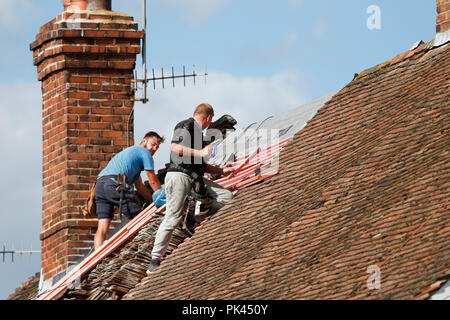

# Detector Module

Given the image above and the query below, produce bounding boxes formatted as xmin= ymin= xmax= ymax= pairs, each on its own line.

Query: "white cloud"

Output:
xmin=0 ymin=81 xmax=42 ymax=300
xmin=0 ymin=82 xmax=42 ymax=235
xmin=0 ymin=0 xmax=33 ymax=28
xmin=312 ymin=19 xmax=328 ymax=38
xmin=134 ymin=70 xmax=308 ymax=169
xmin=241 ymin=30 xmax=300 ymax=63
xmin=162 ymin=0 xmax=232 ymax=24
xmin=0 ymin=82 xmax=41 ymax=146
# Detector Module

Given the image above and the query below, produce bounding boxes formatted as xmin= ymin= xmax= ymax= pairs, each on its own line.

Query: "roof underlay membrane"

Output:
xmin=207 ymin=91 xmax=337 ymax=167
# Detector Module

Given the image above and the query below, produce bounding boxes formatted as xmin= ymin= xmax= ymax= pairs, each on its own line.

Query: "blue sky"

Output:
xmin=0 ymin=0 xmax=436 ymax=299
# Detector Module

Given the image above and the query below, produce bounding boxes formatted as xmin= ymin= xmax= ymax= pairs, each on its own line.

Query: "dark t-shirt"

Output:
xmin=167 ymin=117 xmax=206 ymax=176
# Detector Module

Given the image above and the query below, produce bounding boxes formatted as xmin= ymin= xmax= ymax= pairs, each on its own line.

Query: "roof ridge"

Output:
xmin=352 ymin=40 xmax=434 ymax=83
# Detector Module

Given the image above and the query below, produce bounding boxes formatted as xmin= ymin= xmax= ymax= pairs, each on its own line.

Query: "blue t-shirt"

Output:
xmin=98 ymin=146 xmax=154 ymax=185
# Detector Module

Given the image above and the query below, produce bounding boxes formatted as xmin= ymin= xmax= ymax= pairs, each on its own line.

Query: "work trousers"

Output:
xmin=151 ymin=171 xmax=232 ymax=260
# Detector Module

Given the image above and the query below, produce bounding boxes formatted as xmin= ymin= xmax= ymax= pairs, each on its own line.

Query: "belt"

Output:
xmin=169 ymin=164 xmax=201 ymax=180
xmin=97 ymin=174 xmax=127 ymax=185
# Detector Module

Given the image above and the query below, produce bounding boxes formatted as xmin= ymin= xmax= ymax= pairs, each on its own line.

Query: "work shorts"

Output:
xmin=94 ymin=178 xmax=142 ymax=220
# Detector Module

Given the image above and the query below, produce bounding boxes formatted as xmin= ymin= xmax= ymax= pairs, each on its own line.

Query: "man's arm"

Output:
xmin=171 ymin=143 xmax=213 ymax=158
xmin=205 ymin=164 xmax=234 ymax=176
xmin=134 ymin=176 xmax=153 ymax=203
xmin=135 ymin=170 xmax=162 ymax=203
xmin=145 ymin=170 xmax=162 ymax=192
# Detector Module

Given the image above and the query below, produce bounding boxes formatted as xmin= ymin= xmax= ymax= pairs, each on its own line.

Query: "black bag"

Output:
xmin=191 ymin=178 xmax=208 ymax=200
xmin=79 ymin=182 xmax=97 ymax=218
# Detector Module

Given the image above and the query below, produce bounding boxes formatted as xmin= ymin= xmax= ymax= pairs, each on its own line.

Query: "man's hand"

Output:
xmin=152 ymin=188 xmax=166 ymax=208
xmin=135 ymin=177 xmax=153 ymax=203
xmin=201 ymin=146 xmax=215 ymax=158
xmin=222 ymin=166 xmax=235 ymax=176
xmin=205 ymin=162 xmax=235 ymax=177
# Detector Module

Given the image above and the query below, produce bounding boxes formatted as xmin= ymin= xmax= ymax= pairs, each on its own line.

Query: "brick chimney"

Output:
xmin=30 ymin=0 xmax=143 ymax=285
xmin=437 ymin=0 xmax=450 ymax=34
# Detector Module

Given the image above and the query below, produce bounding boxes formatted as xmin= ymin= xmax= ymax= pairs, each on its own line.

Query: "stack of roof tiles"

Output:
xmin=60 ymin=213 xmax=189 ymax=300
xmin=121 ymin=41 xmax=449 ymax=299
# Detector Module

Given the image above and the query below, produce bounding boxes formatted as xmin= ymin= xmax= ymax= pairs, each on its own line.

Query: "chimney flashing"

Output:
xmin=434 ymin=28 xmax=450 ymax=47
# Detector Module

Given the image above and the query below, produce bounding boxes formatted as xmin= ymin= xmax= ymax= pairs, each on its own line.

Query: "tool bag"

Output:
xmin=104 ymin=179 xmax=142 ymax=220
xmin=93 ymin=175 xmax=143 ymax=220
xmin=181 ymin=180 xmax=212 ymax=236
xmin=182 ymin=195 xmax=197 ymax=236
xmin=79 ymin=182 xmax=97 ymax=218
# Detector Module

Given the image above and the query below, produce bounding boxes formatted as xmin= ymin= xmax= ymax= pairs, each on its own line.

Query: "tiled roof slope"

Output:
xmin=7 ymin=273 xmax=40 ymax=300
xmin=124 ymin=42 xmax=449 ymax=299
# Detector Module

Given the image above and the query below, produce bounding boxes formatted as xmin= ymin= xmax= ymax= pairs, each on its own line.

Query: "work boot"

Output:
xmin=146 ymin=258 xmax=160 ymax=275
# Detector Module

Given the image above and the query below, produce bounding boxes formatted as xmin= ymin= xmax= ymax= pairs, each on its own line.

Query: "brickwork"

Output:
xmin=31 ymin=9 xmax=143 ymax=281
xmin=437 ymin=0 xmax=450 ymax=33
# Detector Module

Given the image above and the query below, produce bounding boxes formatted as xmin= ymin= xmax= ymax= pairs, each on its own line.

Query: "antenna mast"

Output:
xmin=1 ymin=242 xmax=40 ymax=263
xmin=142 ymin=0 xmax=147 ymax=103
xmin=132 ymin=0 xmax=208 ymax=104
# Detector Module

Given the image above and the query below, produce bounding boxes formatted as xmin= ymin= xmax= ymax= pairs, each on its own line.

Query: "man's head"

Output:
xmin=193 ymin=103 xmax=214 ymax=130
xmin=141 ymin=131 xmax=165 ymax=155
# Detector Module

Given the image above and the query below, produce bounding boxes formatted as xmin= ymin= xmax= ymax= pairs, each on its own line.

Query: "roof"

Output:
xmin=36 ymin=131 xmax=294 ymax=300
xmin=122 ymin=41 xmax=449 ymax=299
xmin=7 ymin=273 xmax=40 ymax=300
xmin=11 ymin=40 xmax=450 ymax=300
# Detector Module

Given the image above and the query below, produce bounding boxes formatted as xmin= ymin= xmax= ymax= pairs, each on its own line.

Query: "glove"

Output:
xmin=202 ymin=145 xmax=217 ymax=159
xmin=152 ymin=188 xmax=166 ymax=208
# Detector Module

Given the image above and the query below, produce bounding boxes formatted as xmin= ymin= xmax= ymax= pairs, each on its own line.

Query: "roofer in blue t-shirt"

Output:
xmin=94 ymin=131 xmax=166 ymax=250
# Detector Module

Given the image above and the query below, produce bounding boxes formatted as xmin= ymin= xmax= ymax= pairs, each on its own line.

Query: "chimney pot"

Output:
xmin=87 ymin=0 xmax=112 ymax=11
xmin=63 ymin=0 xmax=111 ymax=11
xmin=63 ymin=0 xmax=87 ymax=11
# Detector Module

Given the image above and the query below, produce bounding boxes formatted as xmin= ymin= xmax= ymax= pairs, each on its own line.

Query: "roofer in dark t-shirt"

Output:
xmin=94 ymin=131 xmax=165 ymax=250
xmin=147 ymin=103 xmax=234 ymax=274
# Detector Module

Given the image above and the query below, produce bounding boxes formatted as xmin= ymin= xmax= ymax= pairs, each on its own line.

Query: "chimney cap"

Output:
xmin=64 ymin=0 xmax=87 ymax=11
xmin=63 ymin=0 xmax=112 ymax=11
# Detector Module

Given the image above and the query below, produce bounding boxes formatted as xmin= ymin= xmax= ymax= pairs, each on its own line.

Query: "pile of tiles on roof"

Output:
xmin=62 ymin=213 xmax=189 ymax=300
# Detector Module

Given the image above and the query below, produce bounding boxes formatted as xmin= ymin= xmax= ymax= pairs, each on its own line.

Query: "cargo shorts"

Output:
xmin=94 ymin=178 xmax=142 ymax=220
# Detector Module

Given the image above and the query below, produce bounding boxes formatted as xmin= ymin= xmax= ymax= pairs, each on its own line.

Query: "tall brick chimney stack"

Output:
xmin=437 ymin=0 xmax=450 ymax=34
xmin=30 ymin=0 xmax=143 ymax=286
